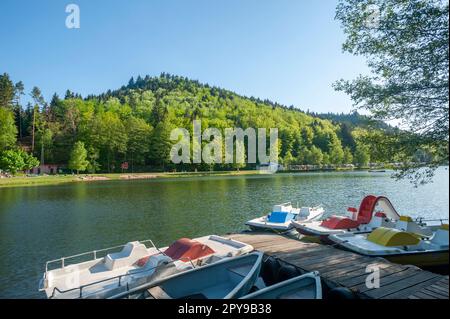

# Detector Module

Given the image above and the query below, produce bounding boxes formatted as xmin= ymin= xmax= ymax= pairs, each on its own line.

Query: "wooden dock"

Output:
xmin=226 ymin=232 xmax=449 ymax=299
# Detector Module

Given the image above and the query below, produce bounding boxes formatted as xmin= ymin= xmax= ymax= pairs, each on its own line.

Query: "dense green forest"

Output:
xmin=0 ymin=72 xmax=429 ymax=174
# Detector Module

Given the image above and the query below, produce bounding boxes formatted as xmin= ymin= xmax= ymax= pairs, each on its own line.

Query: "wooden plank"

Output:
xmin=314 ymin=255 xmax=369 ymax=272
xmin=328 ymin=264 xmax=398 ymax=287
xmin=336 ymin=263 xmax=399 ymax=287
xmin=373 ymin=272 xmax=440 ymax=299
xmin=433 ymin=277 xmax=449 ymax=288
xmin=225 ymin=233 xmax=448 ymax=299
xmin=420 ymin=288 xmax=449 ymax=299
xmin=321 ymin=259 xmax=369 ymax=277
xmin=257 ymin=241 xmax=311 ymax=254
xmin=288 ymin=250 xmax=351 ymax=268
xmin=356 ymin=267 xmax=422 ymax=295
xmin=272 ymin=245 xmax=326 ymax=260
xmin=411 ymin=291 xmax=437 ymax=299
xmin=278 ymin=247 xmax=333 ymax=263
xmin=303 ymin=254 xmax=368 ymax=273
xmin=384 ymin=276 xmax=445 ymax=299
xmin=423 ymin=284 xmax=449 ymax=296
xmin=229 ymin=234 xmax=289 ymax=247
xmin=227 ymin=233 xmax=284 ymax=244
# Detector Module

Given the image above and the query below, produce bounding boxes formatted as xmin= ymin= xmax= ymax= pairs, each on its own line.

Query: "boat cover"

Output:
xmin=267 ymin=212 xmax=295 ymax=223
xmin=367 ymin=227 xmax=420 ymax=246
xmin=135 ymin=238 xmax=215 ymax=266
xmin=164 ymin=238 xmax=215 ymax=261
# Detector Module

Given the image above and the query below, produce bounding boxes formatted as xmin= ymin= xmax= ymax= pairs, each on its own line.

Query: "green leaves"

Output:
xmin=0 ymin=107 xmax=17 ymax=151
xmin=0 ymin=149 xmax=39 ymax=175
xmin=335 ymin=0 xmax=449 ymax=183
xmin=68 ymin=141 xmax=89 ymax=174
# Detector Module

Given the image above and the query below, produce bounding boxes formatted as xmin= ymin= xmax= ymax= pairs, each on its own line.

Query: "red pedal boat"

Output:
xmin=292 ymin=195 xmax=401 ymax=242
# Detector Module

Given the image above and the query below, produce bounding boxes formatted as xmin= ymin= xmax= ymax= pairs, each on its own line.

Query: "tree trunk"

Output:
xmin=41 ymin=142 xmax=44 ymax=166
xmin=31 ymin=107 xmax=36 ymax=152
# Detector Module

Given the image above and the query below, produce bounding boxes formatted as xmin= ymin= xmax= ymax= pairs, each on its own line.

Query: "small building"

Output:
xmin=27 ymin=164 xmax=64 ymax=175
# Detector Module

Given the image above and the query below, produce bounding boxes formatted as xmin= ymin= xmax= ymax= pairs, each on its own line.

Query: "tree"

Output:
xmin=30 ymin=87 xmax=45 ymax=153
xmin=282 ymin=151 xmax=295 ymax=168
xmin=21 ymin=150 xmax=40 ymax=171
xmin=14 ymin=81 xmax=25 ymax=139
xmin=0 ymin=73 xmax=15 ymax=109
xmin=335 ymin=0 xmax=449 ymax=183
xmin=86 ymin=146 xmax=100 ymax=174
xmin=90 ymin=112 xmax=128 ymax=172
xmin=308 ymin=146 xmax=324 ymax=165
xmin=343 ymin=147 xmax=354 ymax=164
xmin=126 ymin=117 xmax=153 ymax=171
xmin=0 ymin=149 xmax=24 ymax=174
xmin=354 ymin=144 xmax=370 ymax=168
xmin=68 ymin=141 xmax=89 ymax=174
xmin=339 ymin=123 xmax=356 ymax=152
xmin=328 ymin=138 xmax=345 ymax=164
xmin=148 ymin=120 xmax=172 ymax=169
xmin=0 ymin=108 xmax=17 ymax=150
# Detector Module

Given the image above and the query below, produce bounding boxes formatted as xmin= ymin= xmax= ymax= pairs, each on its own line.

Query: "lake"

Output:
xmin=0 ymin=168 xmax=448 ymax=298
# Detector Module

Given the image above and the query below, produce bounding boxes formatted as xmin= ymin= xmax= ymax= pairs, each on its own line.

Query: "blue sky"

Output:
xmin=0 ymin=0 xmax=369 ymax=113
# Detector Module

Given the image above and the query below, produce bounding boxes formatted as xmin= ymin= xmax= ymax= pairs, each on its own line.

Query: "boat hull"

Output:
xmin=241 ymin=272 xmax=322 ymax=299
xmin=110 ymin=252 xmax=264 ymax=299
xmin=382 ymin=250 xmax=449 ymax=271
xmin=331 ymin=240 xmax=449 ymax=273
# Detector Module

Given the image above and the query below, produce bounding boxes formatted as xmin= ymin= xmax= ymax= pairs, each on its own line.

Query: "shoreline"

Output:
xmin=0 ymin=168 xmax=395 ymax=189
xmin=0 ymin=170 xmax=265 ymax=189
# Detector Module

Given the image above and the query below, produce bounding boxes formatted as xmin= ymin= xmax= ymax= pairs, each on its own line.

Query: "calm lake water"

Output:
xmin=0 ymin=168 xmax=448 ymax=298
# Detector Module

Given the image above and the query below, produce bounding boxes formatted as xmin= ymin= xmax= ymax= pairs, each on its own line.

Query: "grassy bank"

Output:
xmin=0 ymin=170 xmax=261 ymax=189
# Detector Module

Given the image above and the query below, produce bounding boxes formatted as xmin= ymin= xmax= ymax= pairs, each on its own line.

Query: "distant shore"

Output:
xmin=0 ymin=168 xmax=393 ymax=189
xmin=0 ymin=170 xmax=264 ymax=188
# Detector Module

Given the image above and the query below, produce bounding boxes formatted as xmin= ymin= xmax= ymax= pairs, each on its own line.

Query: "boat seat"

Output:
xmin=321 ymin=195 xmax=378 ymax=230
xmin=430 ymin=225 xmax=449 ymax=247
xmin=147 ymin=286 xmax=172 ymax=299
xmin=321 ymin=215 xmax=361 ymax=230
xmin=396 ymin=216 xmax=434 ymax=237
xmin=104 ymin=242 xmax=149 ymax=270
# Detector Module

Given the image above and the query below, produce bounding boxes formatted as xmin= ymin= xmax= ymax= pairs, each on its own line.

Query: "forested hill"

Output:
xmin=309 ymin=111 xmax=392 ymax=131
xmin=1 ymin=73 xmax=394 ymax=174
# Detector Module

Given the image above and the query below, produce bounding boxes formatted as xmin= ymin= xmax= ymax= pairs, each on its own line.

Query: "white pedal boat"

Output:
xmin=241 ymin=271 xmax=322 ymax=299
xmin=110 ymin=252 xmax=264 ymax=299
xmin=328 ymin=219 xmax=449 ymax=268
xmin=292 ymin=195 xmax=400 ymax=240
xmin=246 ymin=202 xmax=325 ymax=232
xmin=39 ymin=235 xmax=253 ymax=299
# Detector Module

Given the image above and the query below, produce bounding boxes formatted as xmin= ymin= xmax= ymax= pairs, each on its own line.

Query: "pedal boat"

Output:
xmin=39 ymin=235 xmax=253 ymax=299
xmin=245 ymin=202 xmax=324 ymax=232
xmin=241 ymin=271 xmax=322 ymax=299
xmin=110 ymin=252 xmax=264 ymax=299
xmin=328 ymin=219 xmax=449 ymax=268
xmin=292 ymin=195 xmax=400 ymax=241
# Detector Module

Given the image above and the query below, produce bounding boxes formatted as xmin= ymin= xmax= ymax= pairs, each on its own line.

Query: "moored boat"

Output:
xmin=110 ymin=252 xmax=264 ymax=299
xmin=292 ymin=195 xmax=400 ymax=241
xmin=241 ymin=271 xmax=322 ymax=299
xmin=39 ymin=235 xmax=253 ymax=299
xmin=328 ymin=222 xmax=449 ymax=270
xmin=245 ymin=202 xmax=324 ymax=233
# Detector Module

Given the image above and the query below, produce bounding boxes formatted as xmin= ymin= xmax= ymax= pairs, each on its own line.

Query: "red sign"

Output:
xmin=121 ymin=162 xmax=129 ymax=170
